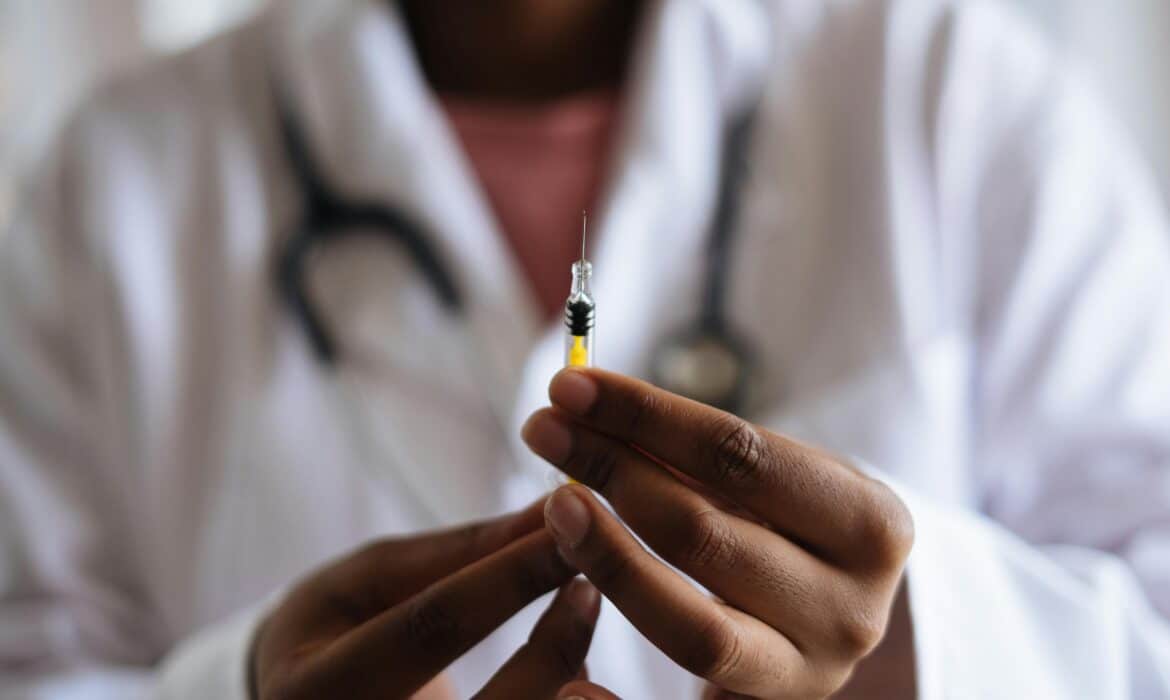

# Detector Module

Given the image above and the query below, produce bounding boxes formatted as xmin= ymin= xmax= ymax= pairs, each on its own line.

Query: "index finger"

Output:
xmin=337 ymin=497 xmax=550 ymax=607
xmin=546 ymin=368 xmax=900 ymax=563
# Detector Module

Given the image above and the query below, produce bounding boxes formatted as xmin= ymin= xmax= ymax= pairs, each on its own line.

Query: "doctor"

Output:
xmin=1 ymin=0 xmax=1169 ymax=698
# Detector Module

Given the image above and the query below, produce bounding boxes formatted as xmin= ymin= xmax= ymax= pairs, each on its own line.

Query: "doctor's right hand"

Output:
xmin=251 ymin=499 xmax=600 ymax=700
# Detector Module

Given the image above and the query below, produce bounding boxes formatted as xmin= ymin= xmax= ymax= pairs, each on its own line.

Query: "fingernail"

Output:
xmin=550 ymin=369 xmax=598 ymax=416
xmin=565 ymin=579 xmax=600 ymax=618
xmin=545 ymin=488 xmax=591 ymax=549
xmin=522 ymin=412 xmax=573 ymax=464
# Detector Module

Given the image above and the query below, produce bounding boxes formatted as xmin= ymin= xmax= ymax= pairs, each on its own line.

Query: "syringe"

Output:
xmin=564 ymin=213 xmax=596 ymax=368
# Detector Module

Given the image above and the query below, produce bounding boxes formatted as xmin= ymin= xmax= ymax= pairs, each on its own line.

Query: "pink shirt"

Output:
xmin=440 ymin=91 xmax=621 ymax=319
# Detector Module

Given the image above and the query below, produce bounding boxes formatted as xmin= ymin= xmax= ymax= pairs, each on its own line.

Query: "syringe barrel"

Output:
xmin=564 ymin=327 xmax=595 ymax=367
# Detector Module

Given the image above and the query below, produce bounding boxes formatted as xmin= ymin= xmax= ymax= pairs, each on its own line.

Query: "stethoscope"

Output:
xmin=274 ymin=83 xmax=759 ymax=415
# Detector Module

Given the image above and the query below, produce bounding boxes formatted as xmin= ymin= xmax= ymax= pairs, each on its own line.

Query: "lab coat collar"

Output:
xmin=268 ymin=0 xmax=771 ymax=521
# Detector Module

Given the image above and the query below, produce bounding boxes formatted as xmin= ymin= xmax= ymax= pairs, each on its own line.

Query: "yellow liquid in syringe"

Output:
xmin=568 ymin=335 xmax=589 ymax=367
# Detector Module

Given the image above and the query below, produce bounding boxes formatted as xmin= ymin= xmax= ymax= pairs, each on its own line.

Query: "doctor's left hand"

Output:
xmin=251 ymin=499 xmax=601 ymax=700
xmin=523 ymin=369 xmax=914 ymax=699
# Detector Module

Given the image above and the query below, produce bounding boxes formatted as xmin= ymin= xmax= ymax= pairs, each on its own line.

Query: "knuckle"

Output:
xmin=709 ymin=417 xmax=768 ymax=486
xmin=680 ymin=615 xmax=745 ymax=683
xmin=679 ymin=509 xmax=740 ymax=571
xmin=571 ymin=443 xmax=620 ymax=493
xmin=831 ymin=605 xmax=886 ymax=658
xmin=547 ymin=618 xmax=593 ymax=677
xmin=403 ymin=597 xmax=461 ymax=655
xmin=854 ymin=481 xmax=915 ymax=571
xmin=625 ymin=388 xmax=665 ymax=435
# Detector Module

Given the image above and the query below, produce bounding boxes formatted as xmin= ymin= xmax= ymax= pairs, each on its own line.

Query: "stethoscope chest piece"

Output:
xmin=650 ymin=322 xmax=754 ymax=415
xmin=648 ymin=105 xmax=761 ymax=416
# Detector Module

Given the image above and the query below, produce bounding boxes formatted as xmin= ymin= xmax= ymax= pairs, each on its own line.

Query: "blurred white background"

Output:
xmin=1 ymin=0 xmax=1169 ymax=230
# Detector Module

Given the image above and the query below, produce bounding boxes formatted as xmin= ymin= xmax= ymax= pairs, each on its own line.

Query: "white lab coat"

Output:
xmin=1 ymin=0 xmax=1168 ymax=697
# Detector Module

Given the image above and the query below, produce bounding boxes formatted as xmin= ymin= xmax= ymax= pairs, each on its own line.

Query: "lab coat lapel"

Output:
xmin=274 ymin=0 xmax=542 ymax=524
xmin=506 ymin=0 xmax=773 ymax=482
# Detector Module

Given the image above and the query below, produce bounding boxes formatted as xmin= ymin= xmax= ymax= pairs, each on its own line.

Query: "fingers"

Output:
xmin=523 ymin=371 xmax=914 ymax=698
xmin=544 ymin=368 xmax=913 ymax=567
xmin=557 ymin=680 xmax=624 ymax=700
xmin=303 ymin=529 xmax=576 ymax=698
xmin=474 ymin=580 xmax=602 ymax=699
xmin=338 ymin=497 xmax=549 ymax=608
xmin=543 ymin=485 xmax=805 ymax=697
xmin=524 ymin=409 xmax=851 ymax=648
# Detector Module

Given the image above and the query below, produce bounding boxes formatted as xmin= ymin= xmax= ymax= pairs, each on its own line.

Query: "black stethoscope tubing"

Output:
xmin=274 ymin=85 xmax=462 ymax=366
xmin=274 ymin=79 xmax=758 ymax=412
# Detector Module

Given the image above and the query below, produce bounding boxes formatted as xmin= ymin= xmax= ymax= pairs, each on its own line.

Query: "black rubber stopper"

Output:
xmin=564 ymin=299 xmax=595 ymax=335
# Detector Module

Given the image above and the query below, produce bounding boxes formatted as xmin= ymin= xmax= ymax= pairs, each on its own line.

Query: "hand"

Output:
xmin=252 ymin=499 xmax=602 ymax=700
xmin=522 ymin=369 xmax=914 ymax=699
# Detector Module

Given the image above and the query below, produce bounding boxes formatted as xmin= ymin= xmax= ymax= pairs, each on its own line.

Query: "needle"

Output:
xmin=581 ymin=211 xmax=588 ymax=264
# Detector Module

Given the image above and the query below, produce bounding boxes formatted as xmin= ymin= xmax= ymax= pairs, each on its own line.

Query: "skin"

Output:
xmin=252 ymin=369 xmax=915 ymax=699
xmin=252 ymin=499 xmax=601 ymax=699
xmin=399 ymin=0 xmax=646 ymax=100
xmin=253 ymin=3 xmax=917 ymax=697
xmin=521 ymin=369 xmax=914 ymax=699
